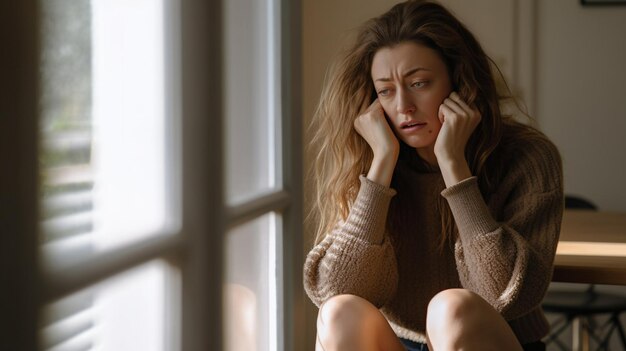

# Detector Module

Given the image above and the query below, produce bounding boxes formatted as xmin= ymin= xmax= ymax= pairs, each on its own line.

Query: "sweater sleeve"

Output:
xmin=442 ymin=139 xmax=563 ymax=320
xmin=303 ymin=175 xmax=399 ymax=308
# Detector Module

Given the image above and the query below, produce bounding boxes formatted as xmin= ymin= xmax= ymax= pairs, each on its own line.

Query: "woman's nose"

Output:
xmin=396 ymin=89 xmax=416 ymax=114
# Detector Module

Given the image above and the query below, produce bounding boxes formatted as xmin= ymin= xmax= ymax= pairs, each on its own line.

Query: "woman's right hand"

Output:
xmin=353 ymin=99 xmax=400 ymax=159
xmin=354 ymin=99 xmax=399 ymax=187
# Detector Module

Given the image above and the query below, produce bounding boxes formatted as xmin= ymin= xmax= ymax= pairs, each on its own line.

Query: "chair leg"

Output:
xmin=545 ymin=314 xmax=575 ymax=351
xmin=594 ymin=328 xmax=611 ymax=351
xmin=545 ymin=312 xmax=626 ymax=350
xmin=614 ymin=314 xmax=626 ymax=349
xmin=595 ymin=313 xmax=626 ymax=351
xmin=573 ymin=317 xmax=590 ymax=351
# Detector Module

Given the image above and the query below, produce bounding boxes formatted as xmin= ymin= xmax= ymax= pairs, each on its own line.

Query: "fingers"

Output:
xmin=356 ymin=100 xmax=383 ymax=134
xmin=439 ymin=91 xmax=481 ymax=122
xmin=360 ymin=97 xmax=379 ymax=113
xmin=447 ymin=92 xmax=471 ymax=115
xmin=366 ymin=98 xmax=382 ymax=113
xmin=353 ymin=98 xmax=399 ymax=158
xmin=354 ymin=99 xmax=385 ymax=133
xmin=438 ymin=103 xmax=446 ymax=124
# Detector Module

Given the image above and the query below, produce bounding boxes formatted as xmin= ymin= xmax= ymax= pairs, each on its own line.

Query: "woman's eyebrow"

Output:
xmin=374 ymin=67 xmax=431 ymax=82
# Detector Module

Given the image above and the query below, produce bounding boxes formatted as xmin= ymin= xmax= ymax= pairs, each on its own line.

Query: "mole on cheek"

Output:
xmin=428 ymin=130 xmax=433 ymax=134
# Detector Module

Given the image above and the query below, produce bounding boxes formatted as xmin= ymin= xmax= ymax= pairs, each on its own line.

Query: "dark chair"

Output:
xmin=564 ymin=196 xmax=598 ymax=211
xmin=542 ymin=195 xmax=626 ymax=350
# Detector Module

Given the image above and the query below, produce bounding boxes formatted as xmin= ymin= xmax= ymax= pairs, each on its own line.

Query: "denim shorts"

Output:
xmin=399 ymin=338 xmax=428 ymax=351
xmin=399 ymin=338 xmax=546 ymax=351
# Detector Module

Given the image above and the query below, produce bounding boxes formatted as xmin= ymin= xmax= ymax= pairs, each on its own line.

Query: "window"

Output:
xmin=39 ymin=1 xmax=181 ymax=349
xmin=0 ymin=0 xmax=303 ymax=350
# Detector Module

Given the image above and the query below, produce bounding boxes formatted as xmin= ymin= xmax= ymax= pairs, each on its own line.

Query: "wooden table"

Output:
xmin=554 ymin=210 xmax=626 ymax=285
xmin=552 ymin=210 xmax=626 ymax=351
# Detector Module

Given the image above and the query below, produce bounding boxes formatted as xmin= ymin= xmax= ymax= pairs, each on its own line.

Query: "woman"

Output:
xmin=304 ymin=1 xmax=563 ymax=351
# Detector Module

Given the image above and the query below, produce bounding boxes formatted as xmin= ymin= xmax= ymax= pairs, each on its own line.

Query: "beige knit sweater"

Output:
xmin=304 ymin=132 xmax=563 ymax=344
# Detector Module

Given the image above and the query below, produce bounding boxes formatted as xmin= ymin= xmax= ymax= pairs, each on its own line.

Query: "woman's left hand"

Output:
xmin=434 ymin=91 xmax=482 ymax=165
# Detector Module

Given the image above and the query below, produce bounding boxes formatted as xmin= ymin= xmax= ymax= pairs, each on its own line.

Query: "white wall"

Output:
xmin=537 ymin=1 xmax=626 ymax=212
xmin=534 ymin=5 xmax=626 ymax=347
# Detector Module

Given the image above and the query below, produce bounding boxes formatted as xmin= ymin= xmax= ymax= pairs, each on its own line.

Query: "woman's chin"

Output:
xmin=400 ymin=138 xmax=435 ymax=151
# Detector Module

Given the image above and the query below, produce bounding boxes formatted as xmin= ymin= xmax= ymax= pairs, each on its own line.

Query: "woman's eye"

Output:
xmin=377 ymin=89 xmax=390 ymax=96
xmin=411 ymin=81 xmax=428 ymax=88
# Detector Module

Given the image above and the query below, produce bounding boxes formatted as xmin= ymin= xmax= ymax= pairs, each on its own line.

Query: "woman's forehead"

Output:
xmin=371 ymin=42 xmax=445 ymax=79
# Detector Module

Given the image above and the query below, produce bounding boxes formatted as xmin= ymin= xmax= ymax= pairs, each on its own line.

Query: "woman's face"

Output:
xmin=371 ymin=41 xmax=453 ymax=152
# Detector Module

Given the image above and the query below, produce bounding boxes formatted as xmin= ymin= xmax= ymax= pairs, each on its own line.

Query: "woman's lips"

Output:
xmin=400 ymin=121 xmax=427 ymax=132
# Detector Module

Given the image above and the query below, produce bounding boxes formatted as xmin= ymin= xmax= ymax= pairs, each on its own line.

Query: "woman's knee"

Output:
xmin=318 ymin=294 xmax=377 ymax=328
xmin=426 ymin=289 xmax=523 ymax=351
xmin=426 ymin=289 xmax=485 ymax=330
xmin=317 ymin=294 xmax=384 ymax=350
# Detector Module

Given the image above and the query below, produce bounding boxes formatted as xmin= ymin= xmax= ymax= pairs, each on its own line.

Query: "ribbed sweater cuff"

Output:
xmin=343 ymin=175 xmax=396 ymax=244
xmin=440 ymin=177 xmax=499 ymax=240
xmin=508 ymin=308 xmax=550 ymax=344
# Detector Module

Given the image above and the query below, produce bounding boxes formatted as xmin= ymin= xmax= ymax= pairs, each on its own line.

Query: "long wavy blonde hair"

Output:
xmin=309 ymin=0 xmax=544 ymax=248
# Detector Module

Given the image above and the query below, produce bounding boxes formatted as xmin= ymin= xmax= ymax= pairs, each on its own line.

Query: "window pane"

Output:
xmin=224 ymin=0 xmax=280 ymax=205
xmin=40 ymin=260 xmax=179 ymax=351
xmin=39 ymin=0 xmax=180 ymax=267
xmin=224 ymin=213 xmax=277 ymax=351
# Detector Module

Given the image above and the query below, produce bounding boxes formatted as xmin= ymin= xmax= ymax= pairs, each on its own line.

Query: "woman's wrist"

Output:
xmin=367 ymin=150 xmax=398 ymax=187
xmin=373 ymin=142 xmax=399 ymax=160
xmin=438 ymin=156 xmax=472 ymax=188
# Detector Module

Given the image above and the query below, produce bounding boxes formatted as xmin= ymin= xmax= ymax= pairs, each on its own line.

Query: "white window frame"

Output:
xmin=0 ymin=0 xmax=304 ymax=350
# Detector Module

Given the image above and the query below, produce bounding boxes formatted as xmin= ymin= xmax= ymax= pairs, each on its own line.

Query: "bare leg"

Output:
xmin=426 ymin=289 xmax=524 ymax=351
xmin=315 ymin=294 xmax=406 ymax=351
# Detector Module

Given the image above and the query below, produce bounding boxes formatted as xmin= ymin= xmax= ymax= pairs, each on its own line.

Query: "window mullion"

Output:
xmin=226 ymin=190 xmax=291 ymax=229
xmin=42 ymin=233 xmax=184 ymax=302
xmin=180 ymin=0 xmax=224 ymax=350
xmin=276 ymin=0 xmax=304 ymax=350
